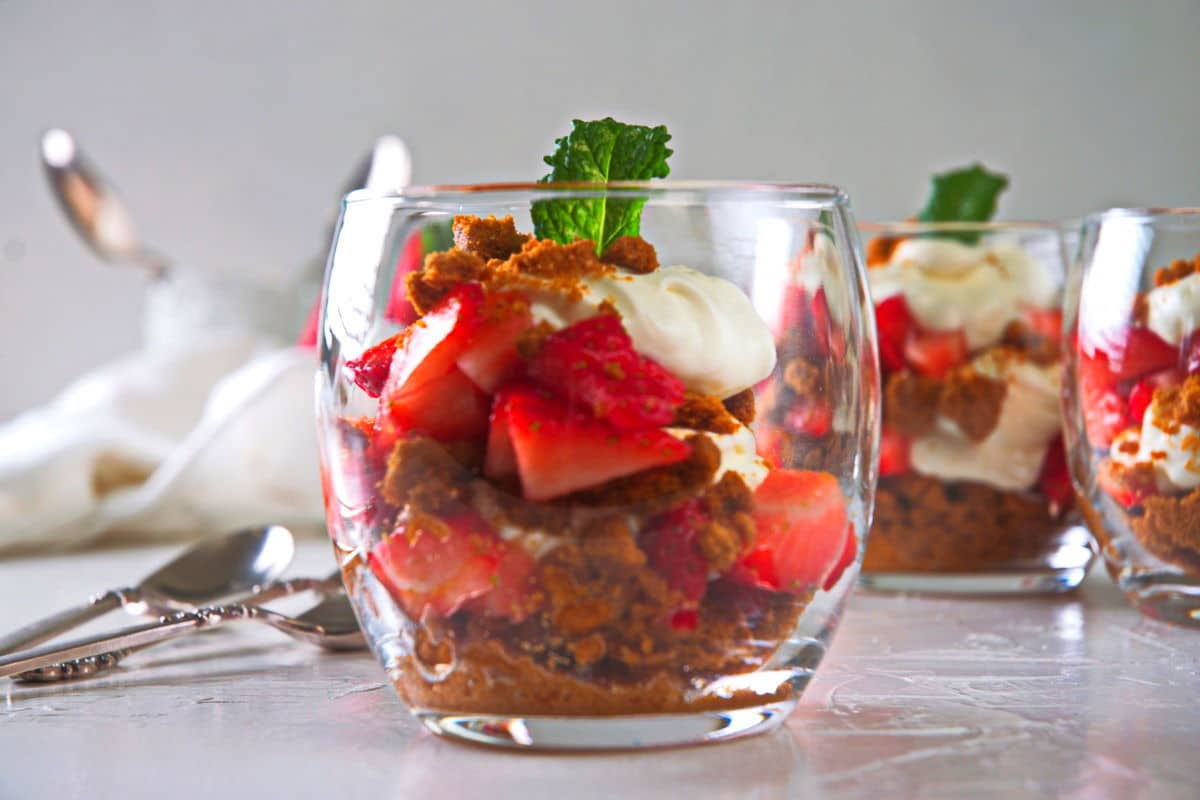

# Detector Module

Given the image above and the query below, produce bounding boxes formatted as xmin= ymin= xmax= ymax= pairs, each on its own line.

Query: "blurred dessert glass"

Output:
xmin=859 ymin=220 xmax=1094 ymax=593
xmin=1064 ymin=207 xmax=1200 ymax=624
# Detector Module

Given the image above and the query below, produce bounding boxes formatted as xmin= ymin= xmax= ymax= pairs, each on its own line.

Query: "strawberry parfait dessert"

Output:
xmin=315 ymin=120 xmax=877 ymax=748
xmin=857 ymin=166 xmax=1092 ymax=592
xmin=1069 ymin=210 xmax=1200 ymax=622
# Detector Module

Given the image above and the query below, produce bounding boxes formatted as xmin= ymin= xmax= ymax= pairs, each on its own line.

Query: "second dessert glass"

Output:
xmin=316 ymin=182 xmax=878 ymax=749
xmin=1064 ymin=208 xmax=1200 ymax=625
xmin=858 ymin=221 xmax=1095 ymax=593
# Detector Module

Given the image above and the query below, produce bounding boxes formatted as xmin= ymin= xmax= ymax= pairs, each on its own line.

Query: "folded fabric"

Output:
xmin=0 ymin=334 xmax=326 ymax=554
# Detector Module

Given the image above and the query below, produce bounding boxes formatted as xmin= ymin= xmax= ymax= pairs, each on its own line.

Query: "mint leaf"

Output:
xmin=917 ymin=163 xmax=1009 ymax=244
xmin=531 ymin=118 xmax=672 ymax=253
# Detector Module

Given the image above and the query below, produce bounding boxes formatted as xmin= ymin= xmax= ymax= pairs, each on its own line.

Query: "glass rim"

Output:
xmin=1082 ymin=206 xmax=1200 ymax=224
xmin=859 ymin=219 xmax=1062 ymax=235
xmin=343 ymin=179 xmax=849 ymax=206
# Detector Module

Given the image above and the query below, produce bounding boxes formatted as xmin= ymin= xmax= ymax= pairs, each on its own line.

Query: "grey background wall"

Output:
xmin=2 ymin=0 xmax=1198 ymax=419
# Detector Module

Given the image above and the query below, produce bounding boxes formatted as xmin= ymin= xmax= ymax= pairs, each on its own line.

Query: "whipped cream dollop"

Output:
xmin=910 ymin=352 xmax=1062 ymax=491
xmin=1145 ymin=273 xmax=1200 ymax=346
xmin=869 ymin=239 xmax=1059 ymax=349
xmin=1110 ymin=407 xmax=1200 ymax=491
xmin=532 ymin=265 xmax=777 ymax=398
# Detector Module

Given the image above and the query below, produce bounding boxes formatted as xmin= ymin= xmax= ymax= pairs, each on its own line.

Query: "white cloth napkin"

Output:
xmin=0 ymin=279 xmax=326 ymax=555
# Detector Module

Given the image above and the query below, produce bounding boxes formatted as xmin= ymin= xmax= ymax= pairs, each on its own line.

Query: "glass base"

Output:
xmin=415 ymin=701 xmax=797 ymax=751
xmin=1112 ymin=566 xmax=1200 ymax=627
xmin=859 ymin=566 xmax=1089 ymax=595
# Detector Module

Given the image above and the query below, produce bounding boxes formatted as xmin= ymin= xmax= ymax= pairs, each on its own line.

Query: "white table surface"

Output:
xmin=1 ymin=541 xmax=1198 ymax=800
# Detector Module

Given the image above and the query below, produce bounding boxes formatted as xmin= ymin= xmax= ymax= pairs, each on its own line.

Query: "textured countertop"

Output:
xmin=1 ymin=541 xmax=1197 ymax=799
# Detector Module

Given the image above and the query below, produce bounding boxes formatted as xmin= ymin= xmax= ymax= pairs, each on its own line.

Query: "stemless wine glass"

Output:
xmin=316 ymin=182 xmax=878 ymax=749
xmin=857 ymin=221 xmax=1095 ymax=593
xmin=1064 ymin=208 xmax=1200 ymax=625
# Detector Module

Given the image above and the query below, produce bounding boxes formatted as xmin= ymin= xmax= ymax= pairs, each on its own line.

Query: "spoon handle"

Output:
xmin=0 ymin=589 xmax=130 ymax=655
xmin=0 ymin=606 xmax=249 ymax=680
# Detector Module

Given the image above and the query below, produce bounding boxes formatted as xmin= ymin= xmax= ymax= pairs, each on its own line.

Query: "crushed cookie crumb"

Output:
xmin=601 ymin=235 xmax=659 ymax=274
xmin=672 ymin=392 xmax=741 ymax=434
xmin=722 ymin=389 xmax=756 ymax=424
xmin=1154 ymin=255 xmax=1200 ymax=287
xmin=883 ymin=371 xmax=941 ymax=437
xmin=452 ymin=215 xmax=530 ymax=261
xmin=938 ymin=366 xmax=1007 ymax=442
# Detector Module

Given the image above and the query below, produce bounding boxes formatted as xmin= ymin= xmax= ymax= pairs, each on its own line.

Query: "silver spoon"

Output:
xmin=0 ymin=525 xmax=295 ymax=655
xmin=0 ymin=589 xmax=364 ymax=681
xmin=40 ymin=127 xmax=170 ymax=277
xmin=14 ymin=572 xmax=348 ymax=683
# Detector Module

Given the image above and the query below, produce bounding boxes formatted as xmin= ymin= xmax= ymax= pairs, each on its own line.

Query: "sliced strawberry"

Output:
xmin=455 ymin=291 xmax=533 ymax=392
xmin=1023 ymin=306 xmax=1064 ymax=348
xmin=384 ymin=283 xmax=485 ymax=399
xmin=297 ymin=297 xmax=321 ymax=348
xmin=1097 ymin=458 xmax=1159 ymax=508
xmin=1127 ymin=379 xmax=1156 ymax=426
xmin=669 ymin=608 xmax=699 ymax=631
xmin=384 ymin=232 xmax=426 ymax=326
xmin=807 ymin=287 xmax=833 ymax=356
xmin=466 ymin=545 xmax=538 ymax=622
xmin=905 ymin=328 xmax=969 ymax=379
xmin=368 ymin=511 xmax=501 ymax=619
xmin=775 ymin=283 xmax=810 ymax=342
xmin=1036 ymin=436 xmax=1074 ymax=513
xmin=821 ymin=524 xmax=858 ymax=592
xmin=878 ymin=428 xmax=912 ymax=477
xmin=785 ymin=401 xmax=833 ymax=438
xmin=874 ymin=295 xmax=915 ymax=373
xmin=1078 ymin=351 xmax=1128 ymax=448
xmin=484 ymin=394 xmax=518 ymax=478
xmin=527 ymin=314 xmax=685 ymax=429
xmin=503 ymin=385 xmax=692 ymax=501
xmin=642 ymin=499 xmax=709 ymax=603
xmin=733 ymin=469 xmax=850 ymax=594
xmin=1092 ymin=327 xmax=1177 ymax=382
xmin=346 ymin=334 xmax=403 ymax=398
xmin=380 ymin=366 xmax=489 ymax=441
xmin=755 ymin=424 xmax=789 ymax=469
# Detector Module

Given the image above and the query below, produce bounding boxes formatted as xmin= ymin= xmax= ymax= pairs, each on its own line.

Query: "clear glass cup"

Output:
xmin=857 ymin=221 xmax=1095 ymax=593
xmin=316 ymin=182 xmax=879 ymax=749
xmin=1064 ymin=208 xmax=1200 ymax=625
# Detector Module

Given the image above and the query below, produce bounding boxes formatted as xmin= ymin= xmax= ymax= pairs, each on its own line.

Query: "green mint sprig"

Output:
xmin=530 ymin=118 xmax=672 ymax=253
xmin=917 ymin=163 xmax=1009 ymax=245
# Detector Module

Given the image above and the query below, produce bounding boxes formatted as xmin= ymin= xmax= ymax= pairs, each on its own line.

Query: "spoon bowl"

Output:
xmin=0 ymin=525 xmax=296 ymax=654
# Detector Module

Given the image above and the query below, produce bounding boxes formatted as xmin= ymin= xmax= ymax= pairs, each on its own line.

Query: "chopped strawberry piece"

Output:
xmin=807 ymin=287 xmax=833 ymax=356
xmin=1036 ymin=436 xmax=1074 ymax=513
xmin=346 ymin=334 xmax=402 ymax=398
xmin=1127 ymin=380 xmax=1156 ymax=426
xmin=385 ymin=283 xmax=485 ymax=398
xmin=368 ymin=511 xmax=501 ymax=619
xmin=733 ymin=469 xmax=851 ymax=594
xmin=755 ymin=424 xmax=789 ymax=469
xmin=821 ymin=524 xmax=858 ymax=592
xmin=670 ymin=609 xmax=699 ymax=631
xmin=466 ymin=545 xmax=538 ymax=622
xmin=874 ymin=295 xmax=915 ymax=373
xmin=502 ymin=385 xmax=692 ymax=501
xmin=878 ymin=428 xmax=912 ymax=477
xmin=1097 ymin=458 xmax=1158 ymax=508
xmin=1023 ymin=306 xmax=1064 ymax=347
xmin=904 ymin=328 xmax=969 ymax=379
xmin=484 ymin=393 xmax=518 ymax=478
xmin=1078 ymin=351 xmax=1128 ymax=448
xmin=384 ymin=232 xmax=426 ymax=326
xmin=1092 ymin=327 xmax=1177 ymax=382
xmin=380 ymin=366 xmax=489 ymax=441
xmin=1182 ymin=330 xmax=1200 ymax=375
xmin=785 ymin=401 xmax=833 ymax=438
xmin=642 ymin=500 xmax=709 ymax=603
xmin=775 ymin=283 xmax=810 ymax=342
xmin=456 ymin=291 xmax=533 ymax=392
xmin=527 ymin=315 xmax=685 ymax=429
xmin=297 ymin=297 xmax=321 ymax=348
